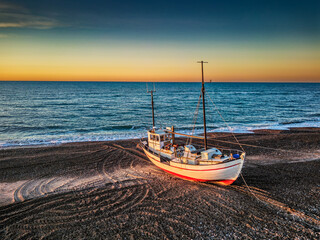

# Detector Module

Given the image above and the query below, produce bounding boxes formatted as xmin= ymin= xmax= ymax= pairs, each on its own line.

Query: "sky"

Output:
xmin=0 ymin=0 xmax=319 ymax=82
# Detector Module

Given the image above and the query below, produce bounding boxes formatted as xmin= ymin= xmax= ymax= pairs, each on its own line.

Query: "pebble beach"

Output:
xmin=0 ymin=128 xmax=319 ymax=239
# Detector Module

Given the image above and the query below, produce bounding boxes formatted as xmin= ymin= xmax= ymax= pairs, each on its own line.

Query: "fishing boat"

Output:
xmin=140 ymin=61 xmax=245 ymax=185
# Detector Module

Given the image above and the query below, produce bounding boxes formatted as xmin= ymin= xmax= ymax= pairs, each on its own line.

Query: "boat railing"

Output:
xmin=140 ymin=139 xmax=244 ymax=162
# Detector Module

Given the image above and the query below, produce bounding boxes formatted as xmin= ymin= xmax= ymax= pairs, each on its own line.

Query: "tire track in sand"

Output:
xmin=2 ymin=141 xmax=200 ymax=239
xmin=229 ymin=184 xmax=320 ymax=230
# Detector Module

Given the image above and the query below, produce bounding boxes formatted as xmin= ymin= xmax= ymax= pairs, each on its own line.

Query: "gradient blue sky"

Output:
xmin=0 ymin=0 xmax=319 ymax=81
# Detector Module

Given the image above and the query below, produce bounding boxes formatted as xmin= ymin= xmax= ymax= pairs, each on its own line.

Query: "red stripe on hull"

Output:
xmin=159 ymin=166 xmax=235 ymax=184
xmin=215 ymin=179 xmax=235 ymax=185
xmin=145 ymin=150 xmax=241 ymax=172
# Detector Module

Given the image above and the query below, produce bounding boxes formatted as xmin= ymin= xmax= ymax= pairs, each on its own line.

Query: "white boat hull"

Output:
xmin=142 ymin=147 xmax=244 ymax=185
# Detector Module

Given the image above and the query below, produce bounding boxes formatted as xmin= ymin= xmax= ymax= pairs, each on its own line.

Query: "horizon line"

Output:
xmin=0 ymin=80 xmax=319 ymax=83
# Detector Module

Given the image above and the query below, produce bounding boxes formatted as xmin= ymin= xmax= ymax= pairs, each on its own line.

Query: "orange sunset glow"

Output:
xmin=1 ymin=38 xmax=319 ymax=82
xmin=0 ymin=1 xmax=319 ymax=82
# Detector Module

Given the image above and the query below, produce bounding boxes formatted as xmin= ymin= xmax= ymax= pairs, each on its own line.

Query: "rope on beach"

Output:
xmin=206 ymin=92 xmax=293 ymax=203
xmin=239 ymin=173 xmax=265 ymax=204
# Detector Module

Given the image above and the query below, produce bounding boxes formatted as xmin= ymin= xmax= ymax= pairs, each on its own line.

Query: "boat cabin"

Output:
xmin=147 ymin=129 xmax=172 ymax=151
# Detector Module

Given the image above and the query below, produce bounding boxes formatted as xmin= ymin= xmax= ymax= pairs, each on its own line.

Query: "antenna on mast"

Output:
xmin=146 ymin=83 xmax=156 ymax=129
xmin=197 ymin=61 xmax=208 ymax=150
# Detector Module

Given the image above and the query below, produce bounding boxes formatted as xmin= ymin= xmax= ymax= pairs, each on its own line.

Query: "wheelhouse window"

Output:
xmin=149 ymin=134 xmax=161 ymax=142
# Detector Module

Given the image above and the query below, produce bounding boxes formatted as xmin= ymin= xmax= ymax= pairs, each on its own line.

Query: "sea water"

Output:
xmin=0 ymin=82 xmax=319 ymax=147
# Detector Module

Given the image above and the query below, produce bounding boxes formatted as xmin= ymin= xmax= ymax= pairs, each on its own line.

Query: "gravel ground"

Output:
xmin=0 ymin=128 xmax=319 ymax=239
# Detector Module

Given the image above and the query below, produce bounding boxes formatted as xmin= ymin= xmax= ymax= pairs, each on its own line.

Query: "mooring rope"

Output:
xmin=206 ymin=91 xmax=278 ymax=202
xmin=206 ymin=92 xmax=309 ymax=154
xmin=206 ymin=138 xmax=302 ymax=153
xmin=239 ymin=172 xmax=265 ymax=203
xmin=206 ymin=92 xmax=245 ymax=152
xmin=205 ymin=91 xmax=319 ymax=204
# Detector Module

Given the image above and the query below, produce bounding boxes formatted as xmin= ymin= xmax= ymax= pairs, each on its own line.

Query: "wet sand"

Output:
xmin=0 ymin=128 xmax=319 ymax=239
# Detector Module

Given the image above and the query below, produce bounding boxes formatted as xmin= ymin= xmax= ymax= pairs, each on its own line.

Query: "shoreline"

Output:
xmin=1 ymin=126 xmax=320 ymax=150
xmin=0 ymin=127 xmax=319 ymax=238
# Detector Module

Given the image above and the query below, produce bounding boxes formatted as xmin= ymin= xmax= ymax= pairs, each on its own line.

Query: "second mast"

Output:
xmin=197 ymin=60 xmax=208 ymax=150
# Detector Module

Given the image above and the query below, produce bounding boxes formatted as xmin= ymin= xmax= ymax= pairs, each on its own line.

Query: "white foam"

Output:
xmin=1 ymin=120 xmax=319 ymax=149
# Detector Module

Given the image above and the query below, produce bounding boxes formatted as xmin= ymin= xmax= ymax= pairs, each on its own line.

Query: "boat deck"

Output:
xmin=140 ymin=140 xmax=243 ymax=166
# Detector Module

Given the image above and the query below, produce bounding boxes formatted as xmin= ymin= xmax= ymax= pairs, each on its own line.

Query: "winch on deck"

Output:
xmin=201 ymin=148 xmax=222 ymax=160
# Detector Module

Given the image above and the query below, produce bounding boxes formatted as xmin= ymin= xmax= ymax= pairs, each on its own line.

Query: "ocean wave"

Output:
xmin=279 ymin=120 xmax=305 ymax=125
xmin=307 ymin=113 xmax=320 ymax=117
xmin=1 ymin=82 xmax=319 ymax=149
xmin=1 ymin=120 xmax=319 ymax=149
xmin=0 ymin=132 xmax=146 ymax=149
xmin=0 ymin=125 xmax=68 ymax=133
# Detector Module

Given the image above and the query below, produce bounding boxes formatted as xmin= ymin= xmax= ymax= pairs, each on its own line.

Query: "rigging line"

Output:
xmin=188 ymin=92 xmax=202 ymax=146
xmin=206 ymin=144 xmax=242 ymax=152
xmin=207 ymin=138 xmax=300 ymax=152
xmin=206 ymin=92 xmax=245 ymax=152
xmin=175 ymin=130 xmax=309 ymax=154
xmin=193 ymin=143 xmax=231 ymax=151
xmin=168 ymin=130 xmax=296 ymax=152
xmin=166 ymin=131 xmax=203 ymax=139
xmin=189 ymin=139 xmax=230 ymax=150
xmin=187 ymin=93 xmax=200 ymax=145
xmin=206 ymin=92 xmax=307 ymax=154
xmin=167 ymin=130 xmax=300 ymax=152
xmin=209 ymin=133 xmax=248 ymax=140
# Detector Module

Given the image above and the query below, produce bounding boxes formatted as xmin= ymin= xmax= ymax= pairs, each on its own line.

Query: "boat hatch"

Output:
xmin=201 ymin=148 xmax=222 ymax=160
xmin=184 ymin=145 xmax=196 ymax=152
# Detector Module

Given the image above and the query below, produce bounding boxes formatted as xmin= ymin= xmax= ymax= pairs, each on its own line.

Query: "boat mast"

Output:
xmin=197 ymin=61 xmax=208 ymax=150
xmin=147 ymin=83 xmax=156 ymax=128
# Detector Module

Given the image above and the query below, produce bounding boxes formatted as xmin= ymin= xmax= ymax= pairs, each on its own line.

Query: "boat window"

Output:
xmin=160 ymin=135 xmax=165 ymax=141
xmin=156 ymin=136 xmax=159 ymax=141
